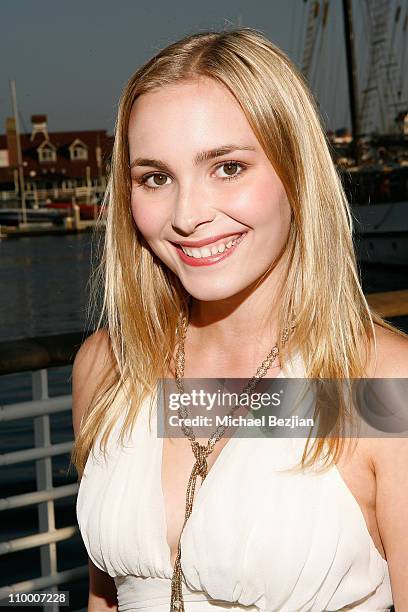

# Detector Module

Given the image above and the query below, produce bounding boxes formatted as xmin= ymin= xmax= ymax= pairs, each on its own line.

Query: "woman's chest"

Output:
xmin=162 ymin=434 xmax=385 ymax=572
xmin=161 ymin=434 xmax=234 ymax=570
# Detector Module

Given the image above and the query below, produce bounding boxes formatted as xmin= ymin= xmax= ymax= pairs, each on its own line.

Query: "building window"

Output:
xmin=0 ymin=150 xmax=9 ymax=168
xmin=69 ymin=139 xmax=88 ymax=161
xmin=71 ymin=146 xmax=88 ymax=161
xmin=38 ymin=147 xmax=56 ymax=163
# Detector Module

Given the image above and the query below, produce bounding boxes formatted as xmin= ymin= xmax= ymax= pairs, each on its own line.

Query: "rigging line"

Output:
xmin=327 ymin=2 xmax=341 ymax=128
xmin=393 ymin=1 xmax=403 ymax=57
xmin=296 ymin=0 xmax=308 ymax=71
xmin=361 ymin=0 xmax=372 ymax=47
xmin=302 ymin=0 xmax=322 ymax=79
xmin=385 ymin=1 xmax=403 ymax=106
xmin=370 ymin=0 xmax=385 ymax=130
xmin=333 ymin=0 xmax=347 ymax=131
xmin=311 ymin=1 xmax=329 ymax=96
xmin=290 ymin=0 xmax=298 ymax=64
xmin=398 ymin=3 xmax=408 ymax=96
xmin=320 ymin=0 xmax=332 ymax=118
xmin=355 ymin=0 xmax=365 ymax=91
xmin=361 ymin=0 xmax=372 ymax=85
xmin=362 ymin=0 xmax=390 ymax=133
xmin=357 ymin=0 xmax=375 ymax=132
xmin=381 ymin=1 xmax=403 ymax=127
xmin=334 ymin=1 xmax=348 ymax=133
xmin=395 ymin=3 xmax=408 ymax=103
xmin=360 ymin=0 xmax=375 ymax=133
xmin=378 ymin=1 xmax=401 ymax=128
xmin=370 ymin=0 xmax=386 ymax=133
xmin=309 ymin=5 xmax=324 ymax=90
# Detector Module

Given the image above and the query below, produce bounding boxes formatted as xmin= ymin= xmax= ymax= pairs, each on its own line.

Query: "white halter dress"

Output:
xmin=76 ymin=354 xmax=393 ymax=611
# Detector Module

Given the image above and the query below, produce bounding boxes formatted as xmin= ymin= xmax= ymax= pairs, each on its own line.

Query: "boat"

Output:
xmin=0 ymin=207 xmax=66 ymax=226
xmin=353 ymin=201 xmax=408 ymax=265
xmin=43 ymin=201 xmax=102 ymax=220
xmin=299 ymin=0 xmax=408 ymax=264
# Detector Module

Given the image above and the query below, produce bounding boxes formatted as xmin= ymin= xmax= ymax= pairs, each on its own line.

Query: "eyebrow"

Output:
xmin=129 ymin=144 xmax=257 ymax=171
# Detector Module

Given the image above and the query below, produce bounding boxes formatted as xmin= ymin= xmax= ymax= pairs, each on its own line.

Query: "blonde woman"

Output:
xmin=72 ymin=29 xmax=408 ymax=612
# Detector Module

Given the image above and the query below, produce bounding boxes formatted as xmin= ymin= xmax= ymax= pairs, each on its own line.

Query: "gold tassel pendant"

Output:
xmin=169 ymin=441 xmax=211 ymax=612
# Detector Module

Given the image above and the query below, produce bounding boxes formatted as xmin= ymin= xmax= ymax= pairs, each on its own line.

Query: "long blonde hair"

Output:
xmin=71 ymin=27 xmax=403 ymax=478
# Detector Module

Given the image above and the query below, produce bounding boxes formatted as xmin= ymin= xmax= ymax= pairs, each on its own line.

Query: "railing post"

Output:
xmin=32 ymin=369 xmax=59 ymax=612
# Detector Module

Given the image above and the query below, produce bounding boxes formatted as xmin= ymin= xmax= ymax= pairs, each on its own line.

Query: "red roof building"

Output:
xmin=0 ymin=115 xmax=113 ymax=201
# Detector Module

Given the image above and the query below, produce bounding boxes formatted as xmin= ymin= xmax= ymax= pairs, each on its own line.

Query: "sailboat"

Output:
xmin=298 ymin=0 xmax=408 ymax=264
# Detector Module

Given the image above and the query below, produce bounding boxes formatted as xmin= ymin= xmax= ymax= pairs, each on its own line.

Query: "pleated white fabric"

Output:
xmin=76 ymin=354 xmax=393 ymax=611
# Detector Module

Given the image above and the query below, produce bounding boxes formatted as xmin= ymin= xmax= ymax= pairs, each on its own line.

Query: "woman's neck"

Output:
xmin=188 ymin=258 xmax=285 ymax=349
xmin=184 ymin=271 xmax=286 ymax=377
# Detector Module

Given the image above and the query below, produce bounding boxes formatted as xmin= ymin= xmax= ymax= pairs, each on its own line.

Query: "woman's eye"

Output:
xmin=137 ymin=161 xmax=246 ymax=191
xmin=214 ymin=161 xmax=245 ymax=180
xmin=140 ymin=173 xmax=172 ymax=190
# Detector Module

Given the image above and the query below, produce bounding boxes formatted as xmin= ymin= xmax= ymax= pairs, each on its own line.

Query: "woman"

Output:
xmin=72 ymin=28 xmax=408 ymax=611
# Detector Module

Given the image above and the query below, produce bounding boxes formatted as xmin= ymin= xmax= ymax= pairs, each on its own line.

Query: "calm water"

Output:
xmin=0 ymin=232 xmax=407 ymax=343
xmin=0 ymin=232 xmax=102 ymax=342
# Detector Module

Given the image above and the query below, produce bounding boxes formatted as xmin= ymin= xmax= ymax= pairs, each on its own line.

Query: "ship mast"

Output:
xmin=10 ymin=80 xmax=27 ymax=224
xmin=342 ymin=0 xmax=360 ymax=163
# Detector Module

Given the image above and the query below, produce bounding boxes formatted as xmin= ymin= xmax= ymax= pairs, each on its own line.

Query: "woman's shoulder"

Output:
xmin=365 ymin=322 xmax=408 ymax=493
xmin=74 ymin=328 xmax=111 ymax=367
xmin=72 ymin=329 xmax=117 ymax=438
xmin=364 ymin=324 xmax=408 ymax=609
xmin=368 ymin=323 xmax=408 ymax=378
xmin=359 ymin=322 xmax=408 ymax=468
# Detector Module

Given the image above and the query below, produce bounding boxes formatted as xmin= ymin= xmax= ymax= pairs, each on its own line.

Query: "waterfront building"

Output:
xmin=0 ymin=115 xmax=113 ymax=205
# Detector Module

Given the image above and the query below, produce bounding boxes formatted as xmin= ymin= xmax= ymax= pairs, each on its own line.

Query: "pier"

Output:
xmin=366 ymin=289 xmax=408 ymax=318
xmin=0 ymin=203 xmax=105 ymax=239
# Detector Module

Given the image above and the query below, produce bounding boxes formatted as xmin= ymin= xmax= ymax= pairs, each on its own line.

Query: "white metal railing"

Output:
xmin=0 ymin=368 xmax=87 ymax=611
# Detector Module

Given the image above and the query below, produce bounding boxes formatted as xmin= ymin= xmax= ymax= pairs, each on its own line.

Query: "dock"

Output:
xmin=0 ymin=205 xmax=105 ymax=239
xmin=0 ymin=221 xmax=104 ymax=239
xmin=366 ymin=289 xmax=408 ymax=317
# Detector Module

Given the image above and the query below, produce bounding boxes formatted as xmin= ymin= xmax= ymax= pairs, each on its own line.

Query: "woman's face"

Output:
xmin=128 ymin=77 xmax=292 ymax=302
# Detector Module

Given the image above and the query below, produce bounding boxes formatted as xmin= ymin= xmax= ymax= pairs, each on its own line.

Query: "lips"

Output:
xmin=174 ymin=232 xmax=243 ymax=249
xmin=173 ymin=232 xmax=247 ymax=267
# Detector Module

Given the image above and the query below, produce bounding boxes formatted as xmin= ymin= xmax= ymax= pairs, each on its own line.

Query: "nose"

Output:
xmin=171 ymin=184 xmax=216 ymax=236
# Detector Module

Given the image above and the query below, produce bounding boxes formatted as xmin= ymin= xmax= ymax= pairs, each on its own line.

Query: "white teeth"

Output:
xmin=180 ymin=234 xmax=244 ymax=258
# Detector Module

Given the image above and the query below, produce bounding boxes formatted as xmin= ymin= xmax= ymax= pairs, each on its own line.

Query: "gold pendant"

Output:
xmin=169 ymin=444 xmax=210 ymax=611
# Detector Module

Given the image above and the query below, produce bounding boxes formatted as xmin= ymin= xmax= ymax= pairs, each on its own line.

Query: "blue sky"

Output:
xmin=0 ymin=0 xmax=355 ymax=134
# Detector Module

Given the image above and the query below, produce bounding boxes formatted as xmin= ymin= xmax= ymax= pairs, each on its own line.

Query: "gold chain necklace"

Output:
xmin=169 ymin=313 xmax=294 ymax=611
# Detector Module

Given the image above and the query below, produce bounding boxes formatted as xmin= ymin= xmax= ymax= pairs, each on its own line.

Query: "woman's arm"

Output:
xmin=88 ymin=558 xmax=118 ymax=611
xmin=373 ymin=437 xmax=408 ymax=612
xmin=72 ymin=330 xmax=119 ymax=611
xmin=370 ymin=326 xmax=408 ymax=611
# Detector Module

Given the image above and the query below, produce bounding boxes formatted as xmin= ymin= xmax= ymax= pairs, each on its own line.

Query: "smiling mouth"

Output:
xmin=172 ymin=232 xmax=248 ymax=267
